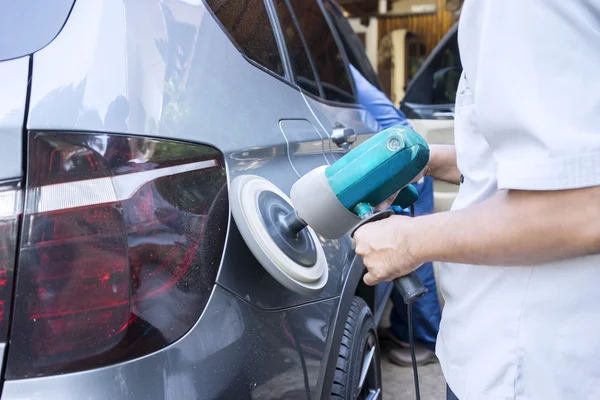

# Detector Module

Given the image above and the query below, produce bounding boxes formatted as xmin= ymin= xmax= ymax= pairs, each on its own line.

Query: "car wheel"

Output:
xmin=331 ymin=296 xmax=382 ymax=399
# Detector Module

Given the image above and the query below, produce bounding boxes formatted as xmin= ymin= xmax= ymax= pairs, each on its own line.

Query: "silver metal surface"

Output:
xmin=331 ymin=125 xmax=357 ymax=147
xmin=367 ymin=388 xmax=382 ymax=400
xmin=0 ymin=56 xmax=29 ymax=180
xmin=300 ymin=94 xmax=379 ymax=160
xmin=359 ymin=344 xmax=376 ymax=390
xmin=0 ymin=189 xmax=22 ymax=219
xmin=33 ymin=159 xmax=217 ymax=213
xmin=432 ymin=110 xmax=455 ymax=119
xmin=279 ymin=119 xmax=329 ymax=178
xmin=0 ymin=0 xmax=74 ymax=61
xmin=0 ymin=344 xmax=5 ymax=378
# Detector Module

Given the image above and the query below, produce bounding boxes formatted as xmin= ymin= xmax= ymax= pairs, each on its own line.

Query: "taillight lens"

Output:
xmin=6 ymin=132 xmax=228 ymax=379
xmin=0 ymin=181 xmax=22 ymax=342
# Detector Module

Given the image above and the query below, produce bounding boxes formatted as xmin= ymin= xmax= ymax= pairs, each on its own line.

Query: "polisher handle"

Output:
xmin=392 ymin=185 xmax=419 ymax=209
xmin=350 ymin=210 xmax=428 ymax=304
xmin=393 ymin=273 xmax=427 ymax=304
xmin=389 ymin=199 xmax=427 ymax=304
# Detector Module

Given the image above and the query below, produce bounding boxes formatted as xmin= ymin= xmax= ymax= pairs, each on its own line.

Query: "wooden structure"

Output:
xmin=376 ymin=30 xmax=427 ymax=102
xmin=377 ymin=0 xmax=457 ymax=56
xmin=340 ymin=0 xmax=458 ymax=101
xmin=339 ymin=0 xmax=457 ymax=55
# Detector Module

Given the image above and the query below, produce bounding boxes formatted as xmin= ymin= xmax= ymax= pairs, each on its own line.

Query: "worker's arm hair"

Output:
xmin=410 ymin=186 xmax=600 ymax=266
xmin=425 ymin=144 xmax=461 ymax=185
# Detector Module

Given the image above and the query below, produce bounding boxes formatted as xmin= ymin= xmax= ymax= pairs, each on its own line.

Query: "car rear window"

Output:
xmin=273 ymin=0 xmax=321 ymax=96
xmin=0 ymin=0 xmax=76 ymax=62
xmin=206 ymin=0 xmax=284 ymax=77
xmin=287 ymin=0 xmax=355 ymax=104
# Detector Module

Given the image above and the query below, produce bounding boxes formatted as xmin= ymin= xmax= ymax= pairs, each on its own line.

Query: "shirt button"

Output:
xmin=460 ymin=174 xmax=464 ymax=184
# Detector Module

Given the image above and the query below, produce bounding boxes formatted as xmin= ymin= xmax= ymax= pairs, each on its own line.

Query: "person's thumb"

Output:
xmin=363 ymin=272 xmax=377 ymax=286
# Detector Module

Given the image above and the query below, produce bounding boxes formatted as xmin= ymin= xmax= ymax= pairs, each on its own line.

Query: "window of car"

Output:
xmin=206 ymin=0 xmax=284 ymax=76
xmin=403 ymin=27 xmax=461 ymax=106
xmin=430 ymin=38 xmax=461 ymax=104
xmin=321 ymin=0 xmax=382 ymax=91
xmin=286 ymin=0 xmax=355 ymax=104
xmin=273 ymin=0 xmax=322 ymax=97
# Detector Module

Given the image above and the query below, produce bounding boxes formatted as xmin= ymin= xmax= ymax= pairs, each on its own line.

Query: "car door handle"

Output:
xmin=432 ymin=111 xmax=454 ymax=119
xmin=331 ymin=126 xmax=357 ymax=147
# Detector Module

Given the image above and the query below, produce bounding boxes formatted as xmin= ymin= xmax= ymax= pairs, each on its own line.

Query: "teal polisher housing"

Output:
xmin=324 ymin=125 xmax=430 ymax=216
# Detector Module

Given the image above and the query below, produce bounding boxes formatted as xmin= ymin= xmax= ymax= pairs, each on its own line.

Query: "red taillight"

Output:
xmin=6 ymin=132 xmax=229 ymax=379
xmin=0 ymin=183 xmax=22 ymax=342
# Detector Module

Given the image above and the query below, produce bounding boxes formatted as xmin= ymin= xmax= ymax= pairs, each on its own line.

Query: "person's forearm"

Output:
xmin=426 ymin=144 xmax=461 ymax=185
xmin=409 ymin=186 xmax=600 ymax=266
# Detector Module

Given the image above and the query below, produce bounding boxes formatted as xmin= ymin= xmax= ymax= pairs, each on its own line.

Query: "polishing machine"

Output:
xmin=230 ymin=124 xmax=430 ymax=304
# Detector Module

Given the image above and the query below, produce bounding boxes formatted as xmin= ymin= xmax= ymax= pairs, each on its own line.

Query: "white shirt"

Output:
xmin=436 ymin=1 xmax=600 ymax=399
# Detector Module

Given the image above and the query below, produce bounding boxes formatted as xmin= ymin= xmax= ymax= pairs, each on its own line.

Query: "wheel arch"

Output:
xmin=316 ymin=255 xmax=389 ymax=398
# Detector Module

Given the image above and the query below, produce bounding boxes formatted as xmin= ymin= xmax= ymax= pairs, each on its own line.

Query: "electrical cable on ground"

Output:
xmin=407 ymin=203 xmax=421 ymax=400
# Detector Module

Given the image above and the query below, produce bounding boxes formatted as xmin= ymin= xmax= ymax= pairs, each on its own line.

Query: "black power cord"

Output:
xmin=407 ymin=203 xmax=421 ymax=400
xmin=407 ymin=303 xmax=421 ymax=400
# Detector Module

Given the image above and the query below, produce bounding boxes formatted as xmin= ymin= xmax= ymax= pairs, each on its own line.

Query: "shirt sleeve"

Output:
xmin=349 ymin=64 xmax=413 ymax=130
xmin=466 ymin=0 xmax=600 ymax=190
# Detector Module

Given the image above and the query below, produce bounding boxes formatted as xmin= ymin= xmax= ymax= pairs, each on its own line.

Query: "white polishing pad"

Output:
xmin=229 ymin=174 xmax=328 ymax=296
xmin=290 ymin=166 xmax=361 ymax=239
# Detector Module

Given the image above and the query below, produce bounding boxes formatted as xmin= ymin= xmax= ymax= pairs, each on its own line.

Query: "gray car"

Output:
xmin=0 ymin=0 xmax=393 ymax=399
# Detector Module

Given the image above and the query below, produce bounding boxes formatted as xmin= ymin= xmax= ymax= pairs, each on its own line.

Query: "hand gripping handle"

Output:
xmin=391 ymin=188 xmax=427 ymax=303
xmin=350 ymin=210 xmax=427 ymax=304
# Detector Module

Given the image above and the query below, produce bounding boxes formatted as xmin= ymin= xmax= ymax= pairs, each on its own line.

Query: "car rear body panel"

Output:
xmin=2 ymin=285 xmax=337 ymax=400
xmin=24 ymin=0 xmax=354 ymax=308
xmin=0 ymin=58 xmax=28 ymax=383
xmin=0 ymin=0 xmax=75 ymax=62
xmin=1 ymin=0 xmax=358 ymax=398
xmin=300 ymin=94 xmax=379 ymax=159
xmin=0 ymin=56 xmax=28 ymax=180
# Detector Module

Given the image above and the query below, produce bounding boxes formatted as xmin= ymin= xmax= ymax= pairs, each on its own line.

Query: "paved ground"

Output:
xmin=380 ymin=342 xmax=445 ymax=400
xmin=379 ymin=302 xmax=446 ymax=400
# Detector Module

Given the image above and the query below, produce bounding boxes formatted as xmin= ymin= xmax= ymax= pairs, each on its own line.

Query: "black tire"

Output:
xmin=331 ymin=296 xmax=382 ymax=399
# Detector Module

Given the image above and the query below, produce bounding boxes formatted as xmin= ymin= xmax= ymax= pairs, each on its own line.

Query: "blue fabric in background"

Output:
xmin=350 ymin=64 xmax=413 ymax=129
xmin=350 ymin=64 xmax=441 ymax=352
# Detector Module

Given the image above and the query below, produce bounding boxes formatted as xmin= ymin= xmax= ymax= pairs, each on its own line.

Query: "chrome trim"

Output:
xmin=35 ymin=159 xmax=218 ymax=213
xmin=366 ymin=388 xmax=381 ymax=400
xmin=37 ymin=177 xmax=115 ymax=213
xmin=358 ymin=344 xmax=376 ymax=390
xmin=0 ymin=189 xmax=23 ymax=219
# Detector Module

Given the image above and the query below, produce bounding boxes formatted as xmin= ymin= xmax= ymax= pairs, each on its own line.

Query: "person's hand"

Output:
xmin=374 ymin=191 xmax=399 ymax=211
xmin=353 ymin=215 xmax=422 ymax=286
